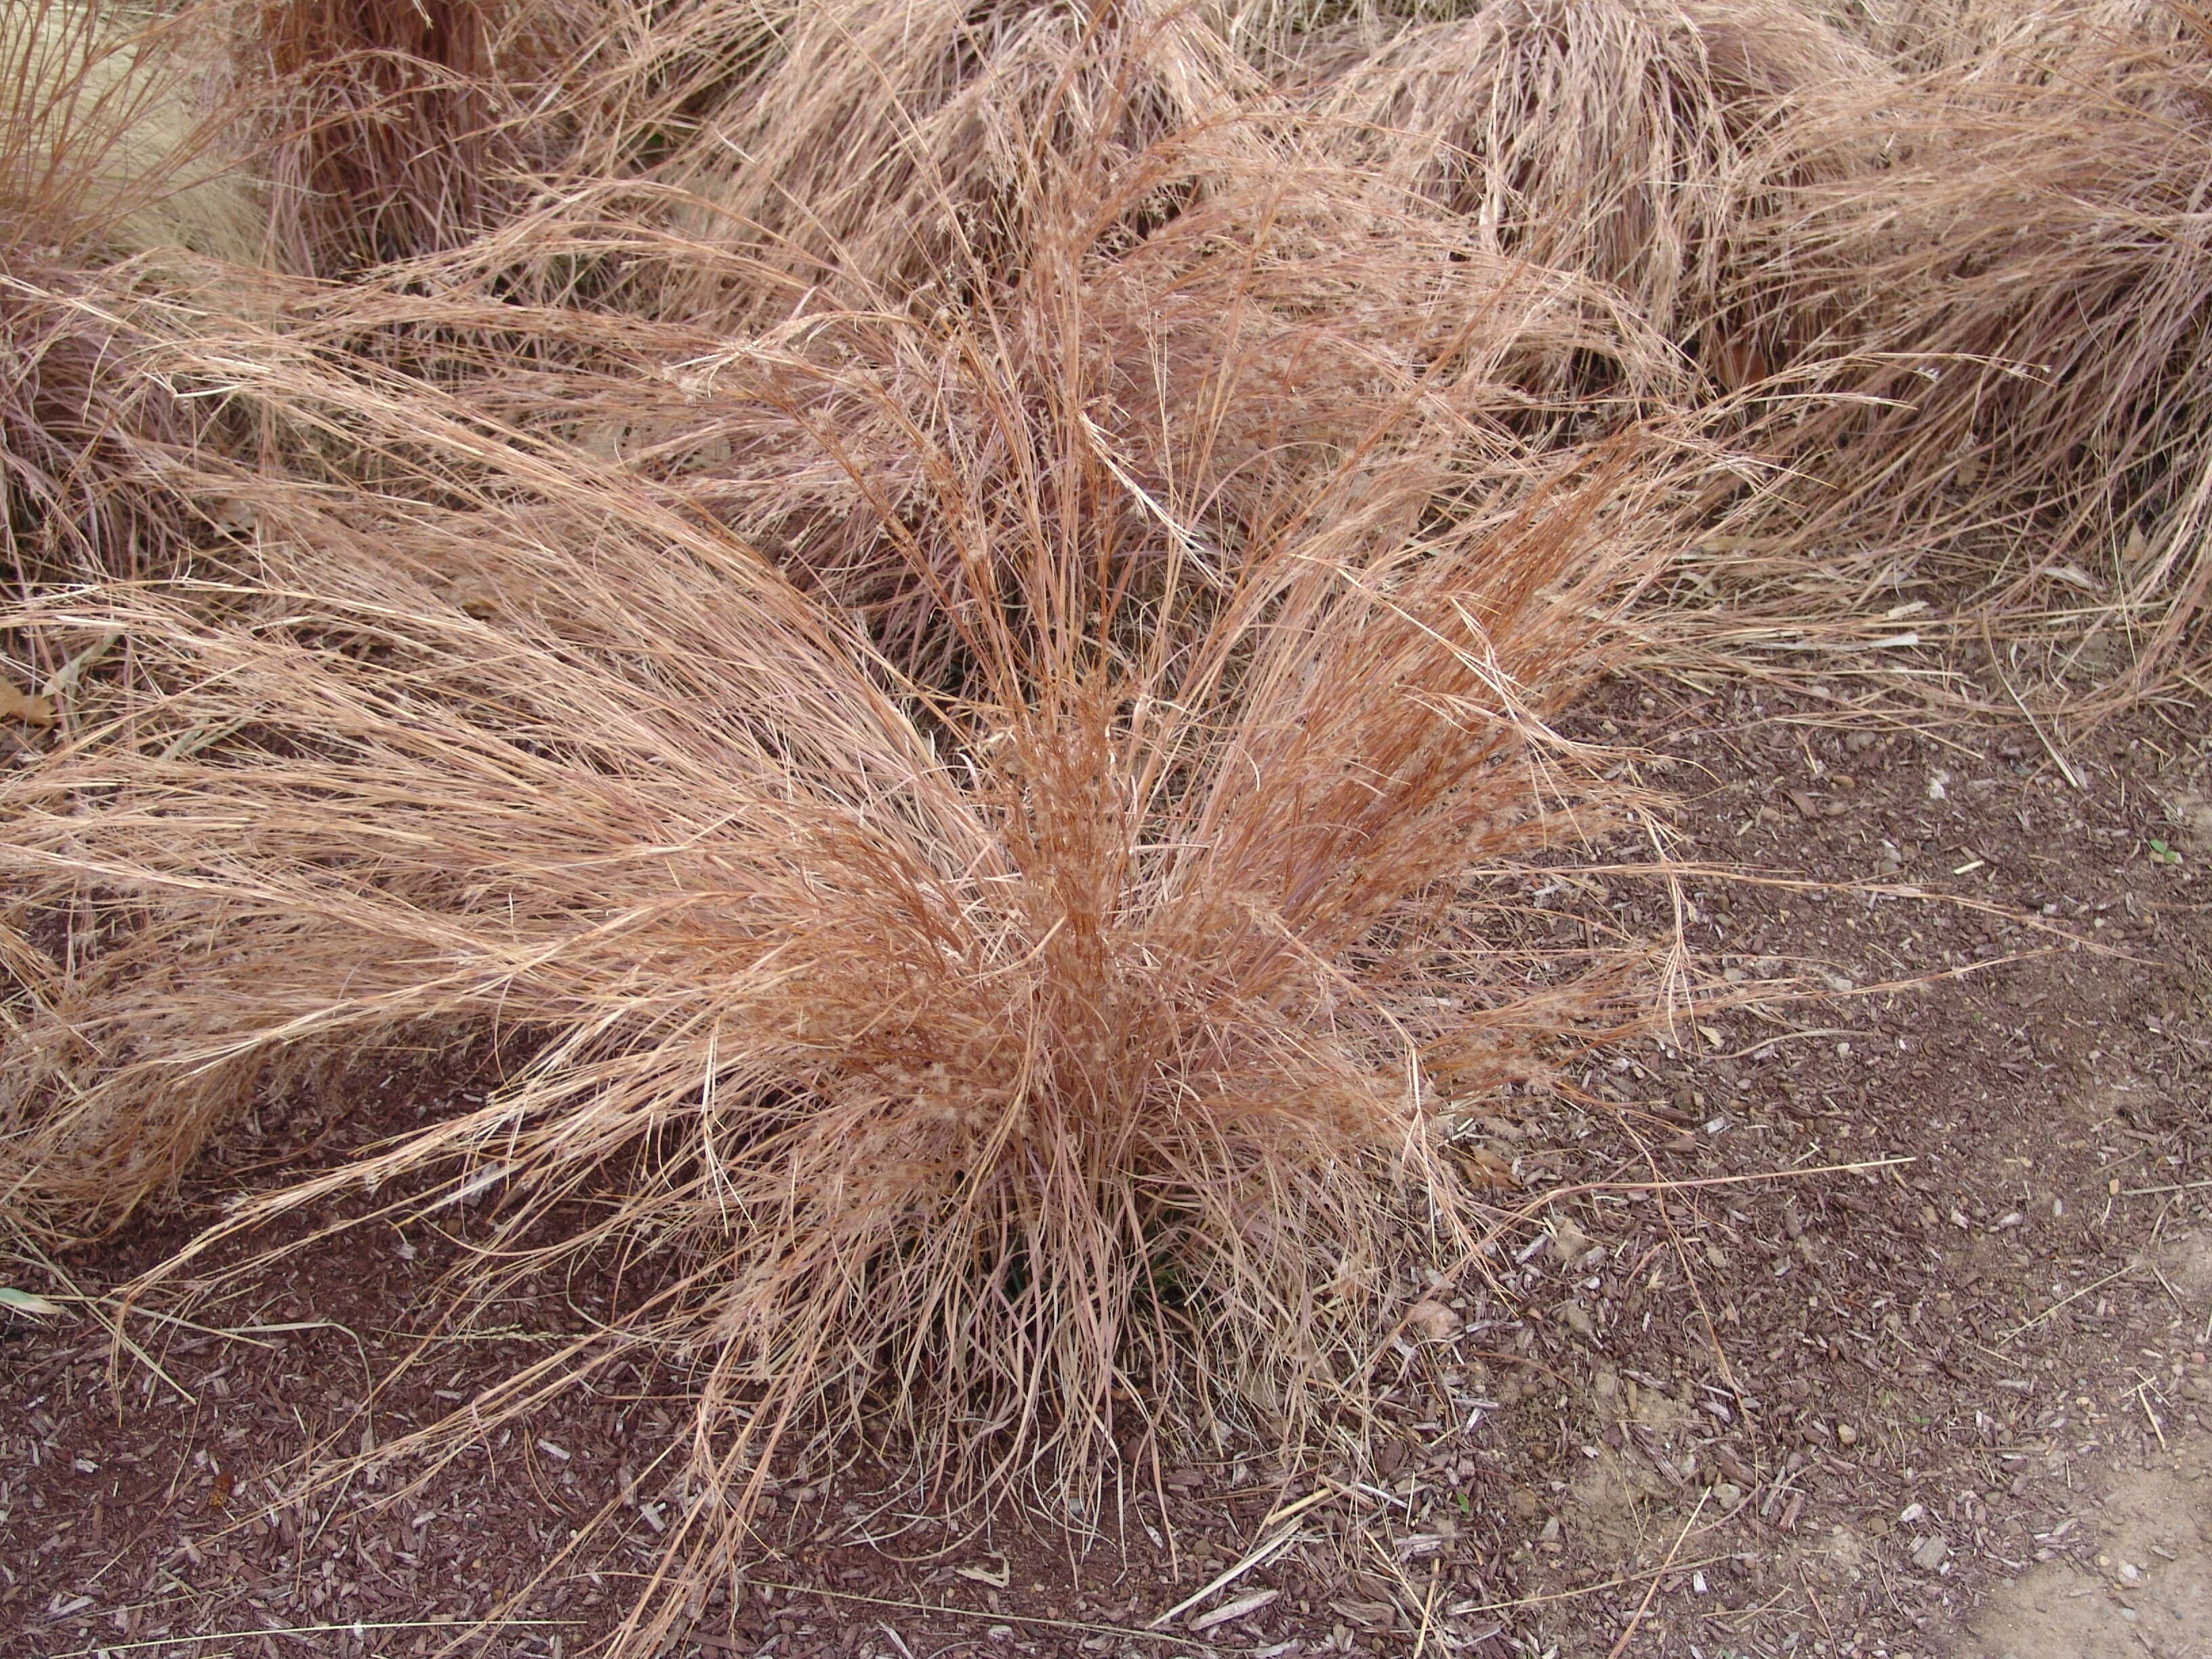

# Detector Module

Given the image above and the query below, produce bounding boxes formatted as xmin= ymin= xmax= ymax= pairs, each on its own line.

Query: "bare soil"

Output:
xmin=5 ymin=672 xmax=2209 ymax=1659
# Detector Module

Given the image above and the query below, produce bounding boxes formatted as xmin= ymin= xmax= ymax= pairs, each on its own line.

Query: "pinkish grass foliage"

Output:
xmin=0 ymin=185 xmax=1683 ymax=1640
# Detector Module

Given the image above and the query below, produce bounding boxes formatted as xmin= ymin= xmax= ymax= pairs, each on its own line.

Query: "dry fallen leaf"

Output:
xmin=1548 ymin=1215 xmax=1593 ymax=1265
xmin=450 ymin=575 xmax=501 ymax=619
xmin=1406 ymin=1298 xmax=1460 ymax=1340
xmin=1332 ymin=1598 xmax=1400 ymax=1631
xmin=1456 ymin=1145 xmax=1517 ymax=1187
xmin=0 ymin=681 xmax=55 ymax=726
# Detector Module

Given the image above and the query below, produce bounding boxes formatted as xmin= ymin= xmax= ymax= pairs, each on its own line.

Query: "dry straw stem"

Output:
xmin=0 ymin=137 xmax=1693 ymax=1654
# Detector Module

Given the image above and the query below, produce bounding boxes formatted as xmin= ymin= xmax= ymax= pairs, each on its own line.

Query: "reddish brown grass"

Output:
xmin=1725 ymin=9 xmax=2212 ymax=660
xmin=0 ymin=103 xmax=1690 ymax=1645
xmin=224 ymin=0 xmax=594 ymax=272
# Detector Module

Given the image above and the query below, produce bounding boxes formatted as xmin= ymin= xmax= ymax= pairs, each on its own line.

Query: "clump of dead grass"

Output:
xmin=3 ymin=495 xmax=1667 ymax=1646
xmin=19 ymin=1 xmax=2212 ymax=1649
xmin=1277 ymin=0 xmax=2212 ymax=676
xmin=587 ymin=0 xmax=1279 ymax=325
xmin=0 ymin=251 xmax=204 ymax=581
xmin=1835 ymin=0 xmax=2194 ymax=75
xmin=1724 ymin=9 xmax=2212 ymax=661
xmin=502 ymin=156 xmax=1675 ymax=667
xmin=0 ymin=104 xmax=1693 ymax=1643
xmin=218 ymin=0 xmax=608 ymax=273
xmin=1296 ymin=0 xmax=1883 ymax=361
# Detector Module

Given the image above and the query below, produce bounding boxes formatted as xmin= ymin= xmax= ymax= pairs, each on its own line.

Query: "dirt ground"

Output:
xmin=4 ymin=666 xmax=2209 ymax=1659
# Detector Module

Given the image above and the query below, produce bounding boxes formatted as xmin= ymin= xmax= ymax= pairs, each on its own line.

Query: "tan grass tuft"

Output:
xmin=1299 ymin=0 xmax=1883 ymax=354
xmin=0 ymin=109 xmax=1689 ymax=1642
xmin=1725 ymin=10 xmax=2212 ymax=659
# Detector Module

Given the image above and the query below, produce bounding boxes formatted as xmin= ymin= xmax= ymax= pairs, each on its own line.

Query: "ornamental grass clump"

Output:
xmin=1296 ymin=0 xmax=1883 ymax=365
xmin=0 ymin=95 xmax=1690 ymax=1643
xmin=1729 ymin=9 xmax=2212 ymax=647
